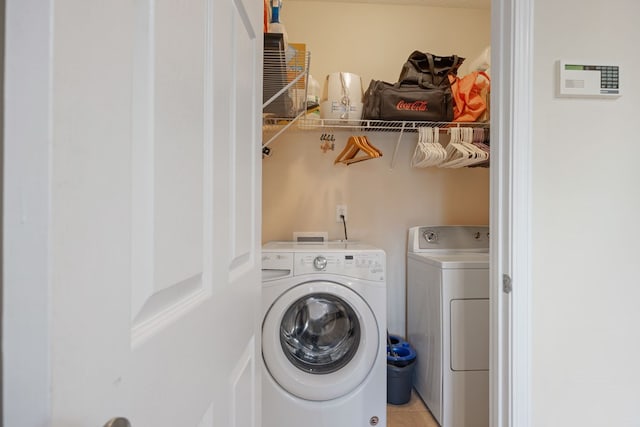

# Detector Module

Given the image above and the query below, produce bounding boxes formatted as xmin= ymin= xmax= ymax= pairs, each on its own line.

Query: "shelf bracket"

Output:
xmin=262 ymin=110 xmax=306 ymax=148
xmin=389 ymin=122 xmax=406 ymax=169
xmin=262 ymin=71 xmax=306 ymax=109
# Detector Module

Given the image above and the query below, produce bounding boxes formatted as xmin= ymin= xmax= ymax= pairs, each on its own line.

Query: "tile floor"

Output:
xmin=387 ymin=389 xmax=439 ymax=427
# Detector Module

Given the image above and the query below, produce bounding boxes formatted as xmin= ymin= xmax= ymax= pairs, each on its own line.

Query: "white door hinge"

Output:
xmin=502 ymin=274 xmax=512 ymax=294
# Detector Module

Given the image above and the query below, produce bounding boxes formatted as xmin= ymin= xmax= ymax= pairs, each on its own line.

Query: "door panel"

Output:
xmin=232 ymin=12 xmax=256 ymax=265
xmin=227 ymin=0 xmax=258 ymax=271
xmin=153 ymin=0 xmax=205 ymax=291
xmin=209 ymin=0 xmax=262 ymax=426
xmin=231 ymin=339 xmax=258 ymax=427
xmin=131 ymin=0 xmax=209 ymax=342
xmin=3 ymin=0 xmax=262 ymax=425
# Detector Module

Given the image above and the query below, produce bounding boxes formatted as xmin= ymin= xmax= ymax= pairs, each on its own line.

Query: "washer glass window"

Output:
xmin=280 ymin=293 xmax=361 ymax=374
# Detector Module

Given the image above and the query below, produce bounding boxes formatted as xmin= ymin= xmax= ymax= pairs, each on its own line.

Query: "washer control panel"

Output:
xmin=262 ymin=252 xmax=294 ymax=270
xmin=295 ymin=251 xmax=385 ymax=282
xmin=261 ymin=252 xmax=295 ymax=282
xmin=313 ymin=255 xmax=328 ymax=270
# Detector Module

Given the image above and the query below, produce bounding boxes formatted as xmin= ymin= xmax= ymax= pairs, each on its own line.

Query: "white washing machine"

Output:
xmin=406 ymin=226 xmax=490 ymax=427
xmin=261 ymin=241 xmax=387 ymax=427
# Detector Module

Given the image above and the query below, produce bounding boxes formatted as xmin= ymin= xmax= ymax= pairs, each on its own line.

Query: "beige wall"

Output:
xmin=263 ymin=1 xmax=491 ymax=336
xmin=532 ymin=0 xmax=640 ymax=425
xmin=283 ymin=1 xmax=490 ymax=84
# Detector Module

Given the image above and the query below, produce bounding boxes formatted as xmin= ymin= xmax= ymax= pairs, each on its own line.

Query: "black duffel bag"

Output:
xmin=362 ymin=51 xmax=464 ymax=122
xmin=362 ymin=80 xmax=454 ymax=122
xmin=399 ymin=51 xmax=464 ymax=87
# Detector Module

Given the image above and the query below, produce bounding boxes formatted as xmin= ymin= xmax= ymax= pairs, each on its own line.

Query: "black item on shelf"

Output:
xmin=263 ymin=33 xmax=293 ymax=116
xmin=362 ymin=51 xmax=464 ymax=122
xmin=363 ymin=80 xmax=454 ymax=122
xmin=399 ymin=51 xmax=465 ymax=87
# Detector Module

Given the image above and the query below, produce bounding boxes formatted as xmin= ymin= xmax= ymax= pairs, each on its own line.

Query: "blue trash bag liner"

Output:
xmin=387 ymin=344 xmax=416 ymax=367
xmin=387 ymin=334 xmax=406 ymax=346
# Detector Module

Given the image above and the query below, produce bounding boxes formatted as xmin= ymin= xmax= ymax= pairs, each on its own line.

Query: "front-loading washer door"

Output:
xmin=262 ymin=280 xmax=379 ymax=401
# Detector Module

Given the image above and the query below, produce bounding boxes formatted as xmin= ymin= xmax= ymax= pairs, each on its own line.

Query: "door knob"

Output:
xmin=104 ymin=418 xmax=131 ymax=427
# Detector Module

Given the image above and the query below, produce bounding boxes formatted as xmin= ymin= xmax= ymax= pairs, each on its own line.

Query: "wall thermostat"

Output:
xmin=558 ymin=60 xmax=621 ymax=98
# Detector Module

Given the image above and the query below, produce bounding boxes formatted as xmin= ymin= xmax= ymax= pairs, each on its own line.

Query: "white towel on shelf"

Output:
xmin=468 ymin=46 xmax=491 ymax=75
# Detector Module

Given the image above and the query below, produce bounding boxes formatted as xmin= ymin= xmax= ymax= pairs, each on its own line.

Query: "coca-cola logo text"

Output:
xmin=396 ymin=100 xmax=428 ymax=111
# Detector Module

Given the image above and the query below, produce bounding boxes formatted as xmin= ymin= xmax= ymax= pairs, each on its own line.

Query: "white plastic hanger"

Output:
xmin=439 ymin=127 xmax=471 ymax=168
xmin=418 ymin=128 xmax=436 ymax=168
xmin=472 ymin=128 xmax=491 ymax=158
xmin=412 ymin=127 xmax=453 ymax=168
xmin=439 ymin=127 xmax=488 ymax=168
xmin=431 ymin=128 xmax=447 ymax=166
xmin=411 ymin=128 xmax=428 ymax=167
xmin=459 ymin=127 xmax=488 ymax=167
xmin=420 ymin=127 xmax=447 ymax=167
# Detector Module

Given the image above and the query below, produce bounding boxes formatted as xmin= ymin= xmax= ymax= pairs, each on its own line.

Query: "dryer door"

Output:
xmin=262 ymin=280 xmax=379 ymax=401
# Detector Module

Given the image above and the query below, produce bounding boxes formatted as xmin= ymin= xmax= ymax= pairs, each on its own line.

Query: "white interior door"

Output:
xmin=3 ymin=0 xmax=262 ymax=426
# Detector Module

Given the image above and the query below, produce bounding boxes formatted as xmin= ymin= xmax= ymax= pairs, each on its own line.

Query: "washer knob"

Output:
xmin=313 ymin=256 xmax=327 ymax=271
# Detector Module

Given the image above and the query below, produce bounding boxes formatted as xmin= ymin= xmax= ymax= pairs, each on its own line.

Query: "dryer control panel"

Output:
xmin=408 ymin=225 xmax=490 ymax=252
xmin=295 ymin=252 xmax=385 ymax=282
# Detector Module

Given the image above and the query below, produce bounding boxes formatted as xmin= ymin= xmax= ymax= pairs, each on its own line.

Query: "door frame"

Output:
xmin=2 ymin=0 xmax=534 ymax=426
xmin=490 ymin=0 xmax=533 ymax=426
xmin=3 ymin=0 xmax=53 ymax=424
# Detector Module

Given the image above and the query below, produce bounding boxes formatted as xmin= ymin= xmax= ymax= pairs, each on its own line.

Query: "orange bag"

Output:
xmin=448 ymin=71 xmax=490 ymax=122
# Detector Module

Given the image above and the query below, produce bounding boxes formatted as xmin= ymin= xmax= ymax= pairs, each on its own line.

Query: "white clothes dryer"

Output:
xmin=261 ymin=241 xmax=387 ymax=427
xmin=407 ymin=226 xmax=490 ymax=427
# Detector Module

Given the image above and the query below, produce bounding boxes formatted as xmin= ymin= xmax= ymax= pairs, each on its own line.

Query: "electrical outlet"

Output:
xmin=336 ymin=205 xmax=348 ymax=223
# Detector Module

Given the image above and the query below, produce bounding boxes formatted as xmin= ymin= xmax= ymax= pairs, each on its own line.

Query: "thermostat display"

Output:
xmin=558 ymin=60 xmax=621 ymax=98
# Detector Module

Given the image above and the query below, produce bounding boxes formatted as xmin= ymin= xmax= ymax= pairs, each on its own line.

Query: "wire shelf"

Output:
xmin=262 ymin=47 xmax=310 ymax=147
xmin=262 ymin=115 xmax=491 ymax=169
xmin=260 ymin=45 xmax=490 ymax=165
xmin=263 ymin=116 xmax=489 ymax=132
xmin=263 ymin=50 xmax=310 ymax=118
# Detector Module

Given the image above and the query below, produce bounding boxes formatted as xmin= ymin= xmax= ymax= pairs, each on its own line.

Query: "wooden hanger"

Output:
xmin=346 ymin=136 xmax=382 ymax=164
xmin=334 ymin=136 xmax=383 ymax=165
xmin=361 ymin=136 xmax=383 ymax=157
